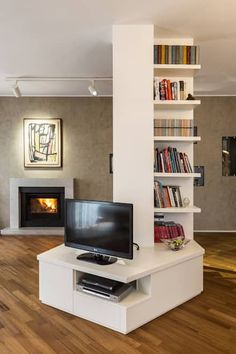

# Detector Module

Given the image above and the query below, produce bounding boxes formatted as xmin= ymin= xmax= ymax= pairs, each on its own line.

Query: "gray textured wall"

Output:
xmin=194 ymin=97 xmax=236 ymax=231
xmin=1 ymin=96 xmax=234 ymax=231
xmin=0 ymin=97 xmax=113 ymax=228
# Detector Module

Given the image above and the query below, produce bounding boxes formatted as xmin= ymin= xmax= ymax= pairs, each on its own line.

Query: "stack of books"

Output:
xmin=154 ymin=119 xmax=193 ymax=137
xmin=154 ymin=78 xmax=186 ymax=100
xmin=154 ymin=45 xmax=200 ymax=65
xmin=154 ymin=147 xmax=193 ymax=173
xmin=154 ymin=221 xmax=185 ymax=242
xmin=154 ymin=181 xmax=183 ymax=208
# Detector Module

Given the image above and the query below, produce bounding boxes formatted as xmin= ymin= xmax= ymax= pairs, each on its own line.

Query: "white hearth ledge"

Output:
xmin=1 ymin=227 xmax=64 ymax=236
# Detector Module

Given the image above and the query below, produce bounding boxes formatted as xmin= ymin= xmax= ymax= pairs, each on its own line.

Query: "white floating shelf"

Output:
xmin=154 ymin=206 xmax=201 ymax=213
xmin=154 ymin=100 xmax=201 ymax=110
xmin=154 ymin=136 xmax=201 ymax=142
xmin=154 ymin=64 xmax=201 ymax=77
xmin=154 ymin=172 xmax=201 ymax=178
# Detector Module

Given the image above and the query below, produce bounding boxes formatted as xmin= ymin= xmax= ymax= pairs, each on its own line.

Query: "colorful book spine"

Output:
xmin=154 ymin=147 xmax=193 ymax=173
xmin=154 ymin=220 xmax=185 ymax=242
xmin=154 ymin=181 xmax=183 ymax=208
xmin=154 ymin=119 xmax=193 ymax=137
xmin=154 ymin=78 xmax=186 ymax=101
xmin=154 ymin=45 xmax=199 ymax=64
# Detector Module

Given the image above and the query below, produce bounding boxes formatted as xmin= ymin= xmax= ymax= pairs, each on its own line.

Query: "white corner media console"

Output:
xmin=38 ymin=25 xmax=204 ymax=334
xmin=37 ymin=241 xmax=204 ymax=334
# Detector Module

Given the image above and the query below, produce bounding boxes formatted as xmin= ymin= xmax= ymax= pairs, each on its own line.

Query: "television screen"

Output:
xmin=64 ymin=199 xmax=133 ymax=260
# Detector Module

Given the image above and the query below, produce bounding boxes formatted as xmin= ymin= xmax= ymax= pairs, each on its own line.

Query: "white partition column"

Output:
xmin=113 ymin=25 xmax=154 ymax=247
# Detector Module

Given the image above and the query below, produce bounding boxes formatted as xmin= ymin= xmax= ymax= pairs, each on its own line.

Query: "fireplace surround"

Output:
xmin=1 ymin=178 xmax=74 ymax=235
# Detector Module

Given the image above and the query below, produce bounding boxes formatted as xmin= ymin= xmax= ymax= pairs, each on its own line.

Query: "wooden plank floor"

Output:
xmin=0 ymin=234 xmax=235 ymax=354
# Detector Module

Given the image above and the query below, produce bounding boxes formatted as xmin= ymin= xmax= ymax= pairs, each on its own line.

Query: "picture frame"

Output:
xmin=24 ymin=118 xmax=62 ymax=168
xmin=109 ymin=153 xmax=113 ymax=174
xmin=222 ymin=136 xmax=236 ymax=176
xmin=194 ymin=166 xmax=204 ymax=186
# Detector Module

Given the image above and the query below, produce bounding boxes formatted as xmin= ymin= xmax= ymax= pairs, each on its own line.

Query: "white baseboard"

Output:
xmin=194 ymin=230 xmax=236 ymax=233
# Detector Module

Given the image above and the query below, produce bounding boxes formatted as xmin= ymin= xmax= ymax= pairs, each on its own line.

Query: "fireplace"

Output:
xmin=20 ymin=187 xmax=65 ymax=227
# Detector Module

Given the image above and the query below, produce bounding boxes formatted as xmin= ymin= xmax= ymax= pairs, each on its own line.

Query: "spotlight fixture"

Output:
xmin=12 ymin=81 xmax=21 ymax=97
xmin=88 ymin=80 xmax=97 ymax=96
xmin=5 ymin=76 xmax=112 ymax=96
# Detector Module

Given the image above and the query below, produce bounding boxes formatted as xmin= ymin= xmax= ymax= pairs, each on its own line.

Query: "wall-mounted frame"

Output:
xmin=109 ymin=153 xmax=113 ymax=174
xmin=194 ymin=166 xmax=204 ymax=186
xmin=24 ymin=118 xmax=62 ymax=168
xmin=222 ymin=136 xmax=236 ymax=176
xmin=193 ymin=126 xmax=198 ymax=145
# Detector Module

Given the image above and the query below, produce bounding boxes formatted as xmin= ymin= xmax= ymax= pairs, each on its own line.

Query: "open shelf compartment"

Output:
xmin=74 ymin=270 xmax=151 ymax=310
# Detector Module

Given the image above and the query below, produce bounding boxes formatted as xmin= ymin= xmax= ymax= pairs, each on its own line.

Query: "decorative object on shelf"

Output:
xmin=155 ymin=213 xmax=164 ymax=220
xmin=186 ymin=93 xmax=195 ymax=100
xmin=161 ymin=237 xmax=190 ymax=251
xmin=194 ymin=166 xmax=205 ymax=186
xmin=24 ymin=118 xmax=62 ymax=168
xmin=154 ymin=45 xmax=200 ymax=65
xmin=222 ymin=137 xmax=236 ymax=176
xmin=182 ymin=197 xmax=191 ymax=207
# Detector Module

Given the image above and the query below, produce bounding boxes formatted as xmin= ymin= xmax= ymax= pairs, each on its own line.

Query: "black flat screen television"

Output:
xmin=64 ymin=199 xmax=133 ymax=265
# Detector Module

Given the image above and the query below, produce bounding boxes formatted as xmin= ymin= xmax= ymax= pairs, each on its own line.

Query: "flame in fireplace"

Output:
xmin=31 ymin=198 xmax=58 ymax=214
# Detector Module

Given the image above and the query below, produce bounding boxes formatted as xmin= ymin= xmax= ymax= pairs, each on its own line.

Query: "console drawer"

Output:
xmin=73 ymin=291 xmax=122 ymax=331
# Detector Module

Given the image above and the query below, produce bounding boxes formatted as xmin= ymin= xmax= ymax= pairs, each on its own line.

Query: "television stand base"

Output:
xmin=77 ymin=252 xmax=117 ymax=265
xmin=38 ymin=242 xmax=204 ymax=334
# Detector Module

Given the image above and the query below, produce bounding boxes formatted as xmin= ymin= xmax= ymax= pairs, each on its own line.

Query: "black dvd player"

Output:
xmin=77 ymin=274 xmax=134 ymax=302
xmin=80 ymin=274 xmax=123 ymax=292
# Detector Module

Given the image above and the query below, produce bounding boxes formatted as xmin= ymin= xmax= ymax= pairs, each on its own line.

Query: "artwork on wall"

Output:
xmin=109 ymin=153 xmax=113 ymax=174
xmin=24 ymin=118 xmax=62 ymax=168
xmin=194 ymin=166 xmax=204 ymax=186
xmin=222 ymin=136 xmax=236 ymax=176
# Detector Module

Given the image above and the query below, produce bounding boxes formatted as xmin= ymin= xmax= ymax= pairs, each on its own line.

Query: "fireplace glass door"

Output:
xmin=20 ymin=187 xmax=65 ymax=227
xmin=30 ymin=198 xmax=58 ymax=214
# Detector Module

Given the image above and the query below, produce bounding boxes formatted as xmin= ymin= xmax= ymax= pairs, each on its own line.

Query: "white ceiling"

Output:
xmin=0 ymin=0 xmax=235 ymax=96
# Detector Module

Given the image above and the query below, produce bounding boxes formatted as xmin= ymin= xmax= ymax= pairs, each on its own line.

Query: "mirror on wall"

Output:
xmin=222 ymin=137 xmax=236 ymax=176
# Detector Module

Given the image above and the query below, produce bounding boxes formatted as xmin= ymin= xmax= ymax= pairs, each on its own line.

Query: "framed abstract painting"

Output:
xmin=24 ymin=118 xmax=62 ymax=168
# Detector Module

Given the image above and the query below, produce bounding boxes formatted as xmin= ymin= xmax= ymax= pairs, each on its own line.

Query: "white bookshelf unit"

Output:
xmin=154 ymin=37 xmax=201 ymax=240
xmin=37 ymin=25 xmax=204 ymax=335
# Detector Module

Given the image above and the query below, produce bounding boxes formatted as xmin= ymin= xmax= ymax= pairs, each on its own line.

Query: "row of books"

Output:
xmin=154 ymin=147 xmax=193 ymax=173
xmin=154 ymin=78 xmax=186 ymax=101
xmin=154 ymin=221 xmax=185 ymax=242
xmin=154 ymin=181 xmax=183 ymax=208
xmin=154 ymin=119 xmax=193 ymax=137
xmin=154 ymin=45 xmax=200 ymax=65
